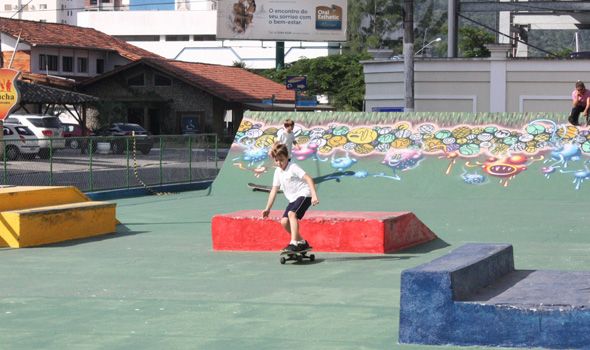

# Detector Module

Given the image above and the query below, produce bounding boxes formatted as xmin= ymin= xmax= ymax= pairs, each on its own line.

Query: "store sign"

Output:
xmin=0 ymin=69 xmax=21 ymax=121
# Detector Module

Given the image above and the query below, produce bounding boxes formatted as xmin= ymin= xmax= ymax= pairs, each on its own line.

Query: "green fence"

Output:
xmin=0 ymin=134 xmax=224 ymax=192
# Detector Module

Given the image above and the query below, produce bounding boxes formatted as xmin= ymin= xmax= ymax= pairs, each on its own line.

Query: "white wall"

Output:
xmin=363 ymin=56 xmax=588 ymax=113
xmin=0 ymin=0 xmax=84 ymax=24
xmin=77 ymin=10 xmax=217 ymax=36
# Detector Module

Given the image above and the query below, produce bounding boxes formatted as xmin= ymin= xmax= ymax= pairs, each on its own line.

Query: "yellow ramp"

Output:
xmin=0 ymin=202 xmax=116 ymax=248
xmin=0 ymin=186 xmax=90 ymax=212
xmin=0 ymin=186 xmax=117 ymax=248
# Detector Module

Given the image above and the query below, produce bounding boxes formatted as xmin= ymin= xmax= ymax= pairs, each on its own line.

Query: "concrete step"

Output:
xmin=212 ymin=210 xmax=437 ymax=253
xmin=0 ymin=201 xmax=116 ymax=248
xmin=0 ymin=186 xmax=90 ymax=212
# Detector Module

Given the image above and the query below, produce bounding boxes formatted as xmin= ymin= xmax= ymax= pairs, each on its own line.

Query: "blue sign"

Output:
xmin=296 ymin=99 xmax=318 ymax=107
xmin=286 ymin=76 xmax=307 ymax=91
xmin=372 ymin=106 xmax=404 ymax=112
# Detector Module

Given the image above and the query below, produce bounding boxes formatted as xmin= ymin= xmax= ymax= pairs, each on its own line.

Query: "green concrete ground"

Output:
xmin=0 ymin=186 xmax=588 ymax=349
xmin=1 ymin=146 xmax=589 ymax=349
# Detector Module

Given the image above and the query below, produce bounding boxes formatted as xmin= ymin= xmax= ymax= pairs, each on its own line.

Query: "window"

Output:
xmin=39 ymin=4 xmax=47 ymax=9
xmin=154 ymin=74 xmax=171 ymax=86
xmin=77 ymin=57 xmax=88 ymax=73
xmin=62 ymin=56 xmax=73 ymax=72
xmin=39 ymin=54 xmax=58 ymax=71
xmin=39 ymin=55 xmax=46 ymax=70
xmin=115 ymin=35 xmax=160 ymax=42
xmin=4 ymin=4 xmax=11 ymax=10
xmin=165 ymin=35 xmax=189 ymax=41
xmin=127 ymin=74 xmax=144 ymax=86
xmin=96 ymin=59 xmax=104 ymax=74
xmin=193 ymin=35 xmax=216 ymax=41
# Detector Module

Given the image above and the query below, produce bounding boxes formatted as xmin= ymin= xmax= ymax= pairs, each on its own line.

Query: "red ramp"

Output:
xmin=212 ymin=210 xmax=437 ymax=253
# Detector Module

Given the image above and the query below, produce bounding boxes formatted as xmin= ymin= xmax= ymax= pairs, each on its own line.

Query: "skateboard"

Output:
xmin=280 ymin=248 xmax=315 ymax=264
xmin=247 ymin=183 xmax=281 ymax=193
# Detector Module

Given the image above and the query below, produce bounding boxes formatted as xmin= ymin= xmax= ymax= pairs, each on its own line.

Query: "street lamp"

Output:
xmin=415 ymin=37 xmax=442 ymax=56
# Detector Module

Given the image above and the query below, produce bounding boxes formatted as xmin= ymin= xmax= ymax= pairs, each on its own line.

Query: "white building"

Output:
xmin=0 ymin=0 xmax=129 ymax=24
xmin=76 ymin=2 xmax=340 ymax=69
xmin=363 ymin=45 xmax=586 ymax=114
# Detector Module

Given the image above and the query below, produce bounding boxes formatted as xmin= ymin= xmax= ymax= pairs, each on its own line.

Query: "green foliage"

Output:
xmin=347 ymin=0 xmax=403 ymax=52
xmin=92 ymin=101 xmax=127 ymax=130
xmin=258 ymin=52 xmax=371 ymax=111
xmin=459 ymin=26 xmax=495 ymax=57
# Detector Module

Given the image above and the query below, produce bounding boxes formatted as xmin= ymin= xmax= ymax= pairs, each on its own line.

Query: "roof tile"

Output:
xmin=0 ymin=17 xmax=161 ymax=61
xmin=138 ymin=58 xmax=294 ymax=103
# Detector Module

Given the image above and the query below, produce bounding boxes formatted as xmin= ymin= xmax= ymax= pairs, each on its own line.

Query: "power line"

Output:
xmin=458 ymin=13 xmax=560 ymax=57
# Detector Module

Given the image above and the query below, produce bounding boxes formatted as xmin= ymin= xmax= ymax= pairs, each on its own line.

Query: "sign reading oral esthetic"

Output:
xmin=0 ymin=69 xmax=21 ymax=121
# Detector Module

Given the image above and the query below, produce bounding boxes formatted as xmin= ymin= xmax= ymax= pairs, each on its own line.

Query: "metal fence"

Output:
xmin=0 ymin=134 xmax=224 ymax=192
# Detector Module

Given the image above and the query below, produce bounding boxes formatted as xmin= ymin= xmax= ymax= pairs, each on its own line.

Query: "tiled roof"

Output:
xmin=148 ymin=59 xmax=294 ymax=103
xmin=81 ymin=58 xmax=295 ymax=103
xmin=16 ymin=80 xmax=97 ymax=104
xmin=0 ymin=18 xmax=161 ymax=61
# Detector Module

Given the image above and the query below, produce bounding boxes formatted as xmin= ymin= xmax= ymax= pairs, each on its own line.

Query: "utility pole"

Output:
xmin=448 ymin=0 xmax=458 ymax=58
xmin=403 ymin=0 xmax=414 ymax=112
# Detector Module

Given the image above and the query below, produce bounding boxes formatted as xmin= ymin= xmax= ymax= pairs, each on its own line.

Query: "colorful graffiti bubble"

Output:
xmin=235 ymin=118 xmax=590 ymax=159
xmin=233 ymin=117 xmax=590 ymax=189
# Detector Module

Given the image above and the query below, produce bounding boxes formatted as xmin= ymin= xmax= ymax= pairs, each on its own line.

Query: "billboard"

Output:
xmin=216 ymin=0 xmax=347 ymax=41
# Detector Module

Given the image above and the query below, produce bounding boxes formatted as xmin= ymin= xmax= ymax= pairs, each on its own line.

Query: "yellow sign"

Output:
xmin=0 ymin=69 xmax=21 ymax=121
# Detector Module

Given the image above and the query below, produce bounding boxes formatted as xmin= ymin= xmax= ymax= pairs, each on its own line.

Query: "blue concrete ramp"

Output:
xmin=399 ymin=243 xmax=590 ymax=349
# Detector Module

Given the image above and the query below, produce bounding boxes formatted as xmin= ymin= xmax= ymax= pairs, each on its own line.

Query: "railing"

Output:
xmin=0 ymin=134 xmax=225 ymax=192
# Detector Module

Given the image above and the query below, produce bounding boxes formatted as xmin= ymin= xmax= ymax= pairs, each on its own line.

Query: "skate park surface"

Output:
xmin=0 ymin=111 xmax=589 ymax=349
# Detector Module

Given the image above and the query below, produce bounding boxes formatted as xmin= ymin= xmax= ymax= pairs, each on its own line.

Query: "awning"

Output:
xmin=16 ymin=80 xmax=97 ymax=104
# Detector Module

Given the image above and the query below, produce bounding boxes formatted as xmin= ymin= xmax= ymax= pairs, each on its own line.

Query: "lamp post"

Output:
xmin=403 ymin=0 xmax=414 ymax=112
xmin=415 ymin=37 xmax=442 ymax=56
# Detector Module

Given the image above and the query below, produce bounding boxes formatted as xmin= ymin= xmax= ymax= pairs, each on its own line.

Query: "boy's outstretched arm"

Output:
xmin=262 ymin=186 xmax=280 ymax=218
xmin=303 ymin=174 xmax=319 ymax=206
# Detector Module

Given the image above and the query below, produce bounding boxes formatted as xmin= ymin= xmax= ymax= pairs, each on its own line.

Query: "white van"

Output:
xmin=4 ymin=115 xmax=66 ymax=158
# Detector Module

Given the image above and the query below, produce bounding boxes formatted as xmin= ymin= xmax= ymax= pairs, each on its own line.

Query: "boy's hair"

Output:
xmin=576 ymin=81 xmax=586 ymax=89
xmin=283 ymin=118 xmax=294 ymax=127
xmin=270 ymin=143 xmax=289 ymax=159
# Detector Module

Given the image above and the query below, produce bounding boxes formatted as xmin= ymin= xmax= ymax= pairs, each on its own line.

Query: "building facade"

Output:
xmin=76 ymin=5 xmax=340 ymax=69
xmin=363 ymin=45 xmax=588 ymax=114
xmin=0 ymin=0 xmax=128 ymax=24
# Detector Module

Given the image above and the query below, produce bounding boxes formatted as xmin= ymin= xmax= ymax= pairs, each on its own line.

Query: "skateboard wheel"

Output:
xmin=280 ymin=257 xmax=286 ymax=264
xmin=296 ymin=255 xmax=303 ymax=263
xmin=309 ymin=254 xmax=315 ymax=262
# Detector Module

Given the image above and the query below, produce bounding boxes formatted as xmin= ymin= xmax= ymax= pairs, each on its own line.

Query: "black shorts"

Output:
xmin=283 ymin=196 xmax=312 ymax=220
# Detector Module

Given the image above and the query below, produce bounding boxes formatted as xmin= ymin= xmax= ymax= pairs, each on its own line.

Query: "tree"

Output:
xmin=459 ymin=26 xmax=495 ymax=58
xmin=259 ymin=52 xmax=371 ymax=111
xmin=347 ymin=0 xmax=403 ymax=52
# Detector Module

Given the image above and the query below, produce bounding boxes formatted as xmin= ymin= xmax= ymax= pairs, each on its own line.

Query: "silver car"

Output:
xmin=2 ymin=123 xmax=40 ymax=160
xmin=4 ymin=115 xmax=66 ymax=159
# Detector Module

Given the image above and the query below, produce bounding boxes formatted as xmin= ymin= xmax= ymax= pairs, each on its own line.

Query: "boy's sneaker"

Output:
xmin=295 ymin=241 xmax=310 ymax=251
xmin=282 ymin=244 xmax=297 ymax=252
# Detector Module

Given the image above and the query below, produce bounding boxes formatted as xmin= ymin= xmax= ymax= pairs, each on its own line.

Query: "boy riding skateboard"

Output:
xmin=262 ymin=143 xmax=319 ymax=253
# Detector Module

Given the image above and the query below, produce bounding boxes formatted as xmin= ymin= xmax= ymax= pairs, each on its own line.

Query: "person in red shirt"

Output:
xmin=568 ymin=81 xmax=590 ymax=126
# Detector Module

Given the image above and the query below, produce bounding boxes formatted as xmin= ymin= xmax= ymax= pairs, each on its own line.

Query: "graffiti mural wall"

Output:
xmin=229 ymin=112 xmax=590 ymax=192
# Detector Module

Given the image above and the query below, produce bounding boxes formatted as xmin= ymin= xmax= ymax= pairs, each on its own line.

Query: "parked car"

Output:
xmin=4 ymin=115 xmax=65 ymax=159
xmin=95 ymin=123 xmax=154 ymax=155
xmin=62 ymin=123 xmax=92 ymax=149
xmin=2 ymin=123 xmax=40 ymax=160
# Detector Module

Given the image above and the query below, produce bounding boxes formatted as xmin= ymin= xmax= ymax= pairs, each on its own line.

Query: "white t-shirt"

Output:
xmin=278 ymin=131 xmax=296 ymax=158
xmin=272 ymin=163 xmax=311 ymax=203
